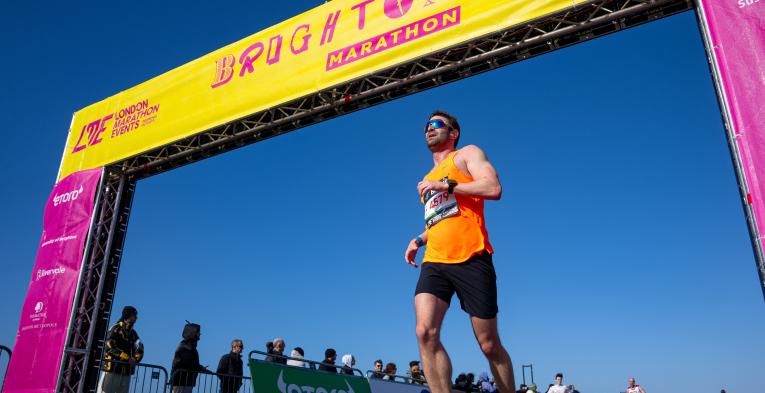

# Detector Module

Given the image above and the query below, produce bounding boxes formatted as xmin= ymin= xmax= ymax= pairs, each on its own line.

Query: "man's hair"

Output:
xmin=430 ymin=110 xmax=461 ymax=148
xmin=555 ymin=373 xmax=563 ymax=379
xmin=409 ymin=360 xmax=419 ymax=368
xmin=231 ymin=339 xmax=243 ymax=348
xmin=375 ymin=359 xmax=383 ymax=365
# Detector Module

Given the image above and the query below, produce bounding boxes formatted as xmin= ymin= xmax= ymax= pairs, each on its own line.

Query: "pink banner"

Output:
xmin=698 ymin=2 xmax=765 ymax=258
xmin=4 ymin=168 xmax=102 ymax=393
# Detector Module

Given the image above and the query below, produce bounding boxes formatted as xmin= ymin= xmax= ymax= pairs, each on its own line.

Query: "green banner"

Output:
xmin=249 ymin=360 xmax=372 ymax=393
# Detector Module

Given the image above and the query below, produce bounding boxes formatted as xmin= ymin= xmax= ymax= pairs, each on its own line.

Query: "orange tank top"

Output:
xmin=422 ymin=150 xmax=493 ymax=264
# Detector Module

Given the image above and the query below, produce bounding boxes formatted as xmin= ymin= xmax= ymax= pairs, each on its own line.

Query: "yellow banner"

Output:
xmin=59 ymin=0 xmax=585 ymax=179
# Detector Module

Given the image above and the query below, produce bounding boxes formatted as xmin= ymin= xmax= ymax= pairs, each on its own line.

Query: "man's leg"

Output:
xmin=471 ymin=317 xmax=515 ymax=393
xmin=415 ymin=293 xmax=452 ymax=393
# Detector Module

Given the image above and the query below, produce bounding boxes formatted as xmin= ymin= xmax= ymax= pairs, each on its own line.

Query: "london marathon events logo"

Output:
xmin=71 ymin=98 xmax=161 ymax=154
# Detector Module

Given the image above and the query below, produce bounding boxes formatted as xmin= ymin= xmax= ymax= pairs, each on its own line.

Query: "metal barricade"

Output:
xmin=1 ymin=345 xmax=12 ymax=391
xmin=365 ymin=370 xmax=427 ymax=385
xmin=97 ymin=359 xmax=169 ymax=393
xmin=248 ymin=350 xmax=365 ymax=376
xmin=168 ymin=369 xmax=252 ymax=393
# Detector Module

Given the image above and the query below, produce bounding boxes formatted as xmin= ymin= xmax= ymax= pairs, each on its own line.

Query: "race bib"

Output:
xmin=423 ymin=189 xmax=459 ymax=228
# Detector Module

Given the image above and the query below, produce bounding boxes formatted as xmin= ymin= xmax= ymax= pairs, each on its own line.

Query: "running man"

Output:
xmin=404 ymin=111 xmax=515 ymax=393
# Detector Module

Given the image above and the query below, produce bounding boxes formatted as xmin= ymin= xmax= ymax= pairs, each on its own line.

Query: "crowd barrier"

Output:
xmin=365 ymin=373 xmax=430 ymax=393
xmin=0 ymin=345 xmax=11 ymax=391
xmin=169 ymin=369 xmax=252 ymax=393
xmin=365 ymin=371 xmax=426 ymax=385
xmin=248 ymin=350 xmax=370 ymax=393
xmin=97 ymin=359 xmax=169 ymax=393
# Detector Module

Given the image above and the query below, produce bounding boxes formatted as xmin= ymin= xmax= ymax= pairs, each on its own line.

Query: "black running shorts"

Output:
xmin=414 ymin=251 xmax=498 ymax=319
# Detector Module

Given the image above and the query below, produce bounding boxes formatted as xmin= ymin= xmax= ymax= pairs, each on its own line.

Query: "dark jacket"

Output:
xmin=171 ymin=324 xmax=206 ymax=386
xmin=103 ymin=320 xmax=144 ymax=375
xmin=340 ymin=366 xmax=353 ymax=375
xmin=216 ymin=352 xmax=244 ymax=393
xmin=264 ymin=349 xmax=287 ymax=365
xmin=318 ymin=361 xmax=337 ymax=373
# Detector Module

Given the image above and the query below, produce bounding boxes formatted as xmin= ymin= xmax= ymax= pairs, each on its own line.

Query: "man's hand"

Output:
xmin=417 ymin=179 xmax=448 ymax=198
xmin=404 ymin=239 xmax=420 ymax=268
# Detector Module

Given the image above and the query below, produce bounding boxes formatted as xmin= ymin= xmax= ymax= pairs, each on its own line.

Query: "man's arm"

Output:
xmin=416 ymin=145 xmax=501 ymax=200
xmin=454 ymin=145 xmax=502 ymax=200
xmin=404 ymin=231 xmax=428 ymax=268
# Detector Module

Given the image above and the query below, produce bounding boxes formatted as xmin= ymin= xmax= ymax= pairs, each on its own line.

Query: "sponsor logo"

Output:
xmin=36 ymin=266 xmax=66 ymax=280
xmin=71 ymin=98 xmax=161 ymax=154
xmin=53 ymin=185 xmax=84 ymax=206
xmin=35 ymin=301 xmax=44 ymax=313
xmin=277 ymin=370 xmax=356 ymax=393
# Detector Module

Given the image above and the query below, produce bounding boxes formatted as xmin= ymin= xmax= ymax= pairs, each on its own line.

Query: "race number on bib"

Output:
xmin=424 ymin=190 xmax=460 ymax=228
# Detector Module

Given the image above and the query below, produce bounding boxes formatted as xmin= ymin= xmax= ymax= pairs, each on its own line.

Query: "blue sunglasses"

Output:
xmin=425 ymin=119 xmax=451 ymax=132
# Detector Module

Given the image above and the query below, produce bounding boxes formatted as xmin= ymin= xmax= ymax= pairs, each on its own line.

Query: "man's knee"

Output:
xmin=416 ymin=323 xmax=441 ymax=345
xmin=478 ymin=337 xmax=504 ymax=358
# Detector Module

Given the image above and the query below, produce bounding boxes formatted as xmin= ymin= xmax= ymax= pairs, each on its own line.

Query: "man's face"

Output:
xmin=375 ymin=362 xmax=383 ymax=372
xmin=126 ymin=315 xmax=137 ymax=325
xmin=274 ymin=341 xmax=285 ymax=353
xmin=425 ymin=116 xmax=455 ymax=150
xmin=521 ymin=387 xmax=527 ymax=392
xmin=232 ymin=342 xmax=243 ymax=354
xmin=628 ymin=378 xmax=635 ymax=388
xmin=556 ymin=376 xmax=562 ymax=385
xmin=411 ymin=364 xmax=420 ymax=374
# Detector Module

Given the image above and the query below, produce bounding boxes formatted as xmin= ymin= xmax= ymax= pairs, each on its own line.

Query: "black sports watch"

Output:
xmin=447 ymin=179 xmax=458 ymax=194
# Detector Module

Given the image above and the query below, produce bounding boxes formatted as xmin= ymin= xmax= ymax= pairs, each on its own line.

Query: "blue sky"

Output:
xmin=1 ymin=1 xmax=763 ymax=392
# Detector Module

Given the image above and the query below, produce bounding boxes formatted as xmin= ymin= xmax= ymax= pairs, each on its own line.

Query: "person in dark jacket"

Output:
xmin=170 ymin=322 xmax=207 ymax=393
xmin=318 ymin=348 xmax=337 ymax=373
xmin=217 ymin=339 xmax=244 ymax=393
xmin=264 ymin=338 xmax=287 ymax=364
xmin=101 ymin=306 xmax=144 ymax=393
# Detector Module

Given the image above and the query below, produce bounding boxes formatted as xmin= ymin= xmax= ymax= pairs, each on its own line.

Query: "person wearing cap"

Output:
xmin=286 ymin=347 xmax=306 ymax=367
xmin=100 ymin=306 xmax=144 ymax=393
xmin=170 ymin=322 xmax=207 ymax=393
xmin=318 ymin=348 xmax=337 ymax=373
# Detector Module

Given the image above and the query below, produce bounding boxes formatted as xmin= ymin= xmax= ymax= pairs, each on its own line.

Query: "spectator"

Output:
xmin=101 ymin=306 xmax=144 ymax=393
xmin=318 ymin=348 xmax=337 ymax=373
xmin=527 ymin=384 xmax=538 ymax=393
xmin=408 ymin=361 xmax=425 ymax=385
xmin=454 ymin=373 xmax=470 ymax=392
xmin=546 ymin=373 xmax=570 ymax=393
xmin=477 ymin=372 xmax=495 ymax=393
xmin=516 ymin=384 xmax=528 ymax=393
xmin=265 ymin=338 xmax=287 ymax=364
xmin=568 ymin=385 xmax=579 ymax=393
xmin=626 ymin=377 xmax=646 ymax=393
xmin=286 ymin=347 xmax=305 ymax=368
xmin=370 ymin=359 xmax=385 ymax=379
xmin=170 ymin=322 xmax=207 ymax=393
xmin=467 ymin=373 xmax=476 ymax=393
xmin=216 ymin=339 xmax=244 ymax=393
xmin=341 ymin=354 xmax=356 ymax=375
xmin=382 ymin=362 xmax=398 ymax=381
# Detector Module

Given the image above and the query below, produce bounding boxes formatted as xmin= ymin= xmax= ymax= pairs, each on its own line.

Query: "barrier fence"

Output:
xmin=365 ymin=371 xmax=427 ymax=386
xmin=1 ymin=345 xmax=11 ymax=391
xmin=97 ymin=360 xmax=169 ymax=393
xmin=169 ymin=369 xmax=252 ymax=393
